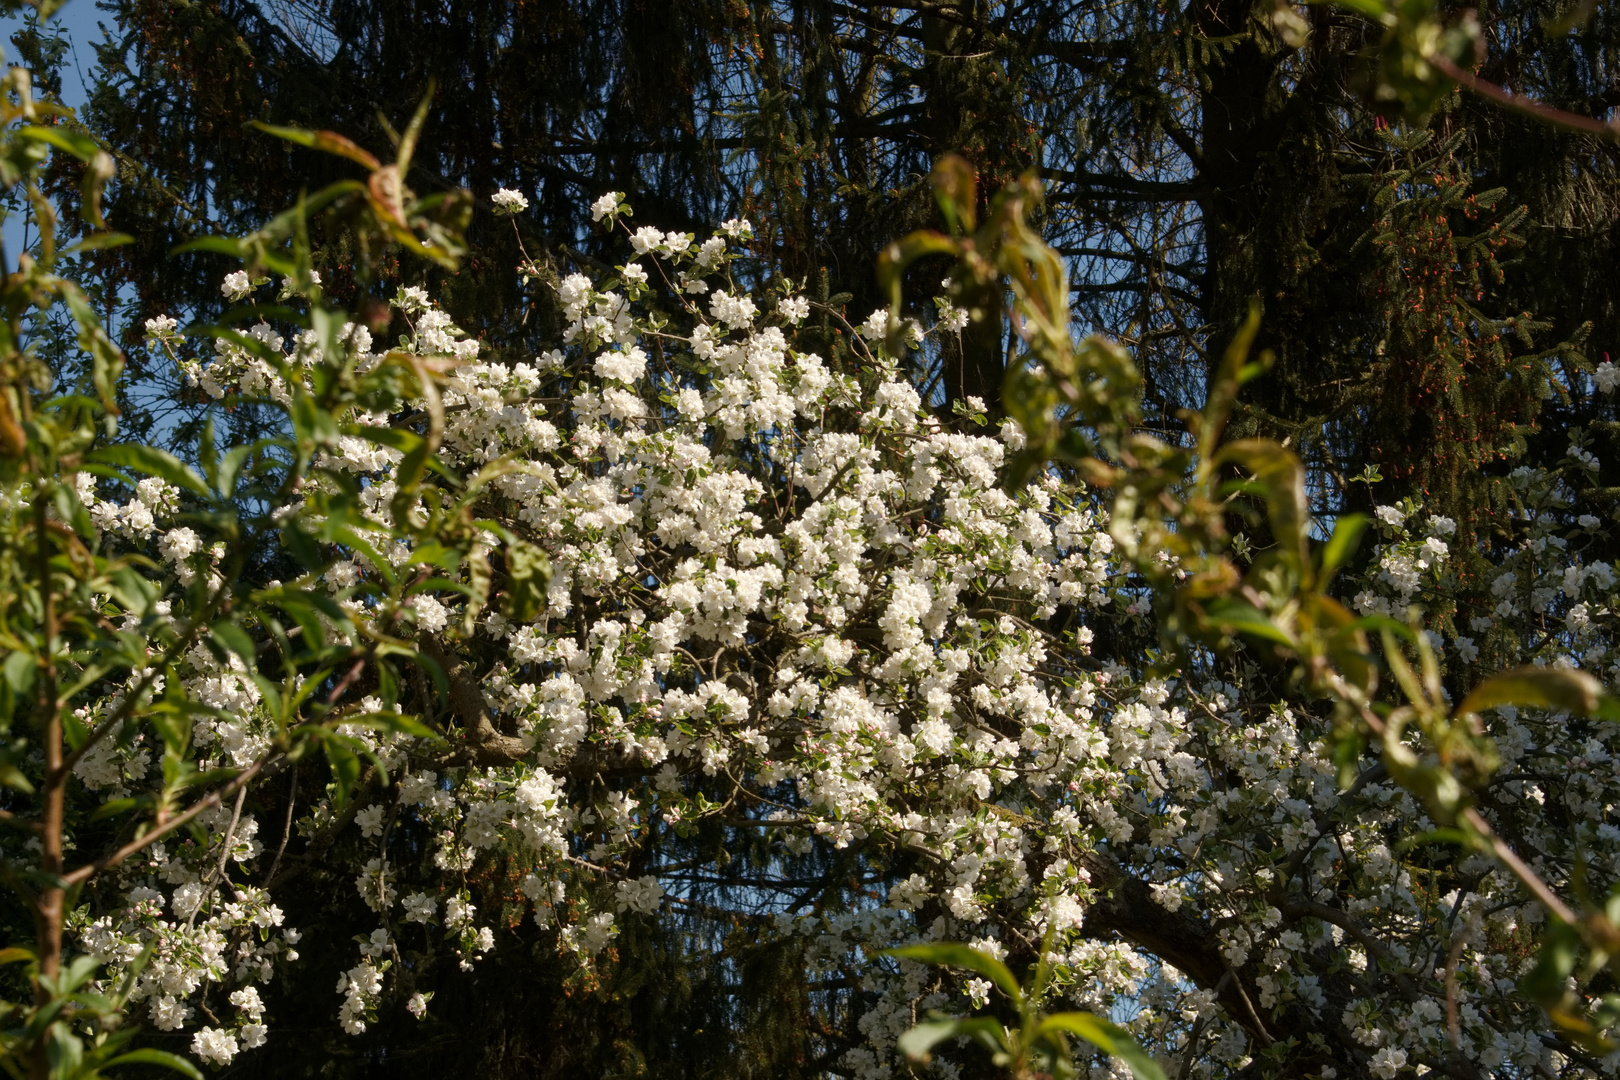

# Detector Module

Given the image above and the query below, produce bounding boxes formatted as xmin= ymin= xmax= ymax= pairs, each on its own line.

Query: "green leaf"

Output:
xmin=355 ymin=426 xmax=425 ymax=456
xmin=1347 ymin=613 xmax=1414 ymax=640
xmin=1038 ymin=1013 xmax=1167 ymax=1080
xmin=280 ymin=519 xmax=326 ymax=572
xmin=197 ymin=417 xmax=220 ymax=493
xmin=314 ymin=729 xmax=363 ymax=807
xmin=896 ymin=1017 xmax=1007 ymax=1062
xmin=170 ymin=235 xmax=247 ymax=259
xmin=67 ymin=954 xmax=102 ymax=992
xmin=0 ymin=754 xmax=35 ymax=794
xmin=211 ymin=622 xmax=257 ymax=673
xmin=266 ymin=594 xmax=329 ymax=654
xmin=1393 ymin=827 xmax=1474 ymax=853
xmin=86 ymin=446 xmax=211 ymax=499
xmin=1197 ymin=302 xmax=1264 ymax=458
xmin=61 ymin=285 xmax=125 ymax=416
xmin=248 ymin=674 xmax=287 ymax=723
xmin=312 ymin=305 xmax=351 ymax=384
xmin=3 ymin=650 xmax=36 ymax=696
xmin=876 ymin=230 xmax=959 ymax=298
xmin=249 ymin=122 xmax=383 ymax=171
xmin=62 ymin=707 xmax=89 ymax=752
xmin=1456 ymin=667 xmax=1607 ymax=720
xmin=1202 ymin=598 xmax=1299 ymax=649
xmin=1319 ymin=513 xmax=1367 ymax=581
xmin=101 ymin=1049 xmax=205 ymax=1079
xmin=217 ymin=439 xmax=276 ymax=499
xmin=1217 ymin=440 xmax=1310 ymax=573
xmin=1329 ymin=0 xmax=1393 ymax=24
xmin=88 ymin=797 xmax=146 ymax=823
xmin=15 ymin=125 xmax=102 ymax=161
xmin=895 ymin=1019 xmax=959 ymax=1062
xmin=1520 ymin=922 xmax=1582 ymax=1004
xmin=342 ymin=710 xmax=439 ymax=740
xmin=882 ymin=944 xmax=1023 ymax=1005
xmin=295 ymin=589 xmax=356 ymax=632
xmin=391 ymin=439 xmax=435 ymax=509
xmin=406 ymin=544 xmax=462 ymax=573
xmin=79 ymin=145 xmax=118 ymax=228
xmin=46 ymin=1021 xmax=84 ymax=1074
xmin=929 ymin=153 xmax=980 ymax=234
xmin=61 ymin=231 xmax=134 ymax=255
xmin=504 ymin=540 xmax=552 ymax=623
xmin=325 ymin=524 xmax=396 ymax=588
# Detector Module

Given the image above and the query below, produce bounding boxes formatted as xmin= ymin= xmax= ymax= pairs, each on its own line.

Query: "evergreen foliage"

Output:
xmin=56 ymin=2 xmax=1618 ymax=517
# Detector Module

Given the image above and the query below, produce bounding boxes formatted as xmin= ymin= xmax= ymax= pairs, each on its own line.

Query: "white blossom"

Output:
xmin=491 ymin=188 xmax=530 ymax=214
xmin=191 ymin=1027 xmax=238 ymax=1066
xmin=221 ymin=271 xmax=251 ymax=302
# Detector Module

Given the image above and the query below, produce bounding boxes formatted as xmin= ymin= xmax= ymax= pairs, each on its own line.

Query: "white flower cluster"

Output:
xmin=491 ymin=187 xmax=529 ymax=215
xmin=35 ymin=199 xmax=1620 ymax=1078
xmin=1596 ymin=359 xmax=1619 ymax=394
xmin=1356 ymin=503 xmax=1455 ymax=615
xmin=68 ymin=818 xmax=297 ymax=1062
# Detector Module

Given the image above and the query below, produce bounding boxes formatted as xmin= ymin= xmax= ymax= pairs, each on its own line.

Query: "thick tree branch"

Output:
xmin=421 ymin=635 xmax=531 ymax=766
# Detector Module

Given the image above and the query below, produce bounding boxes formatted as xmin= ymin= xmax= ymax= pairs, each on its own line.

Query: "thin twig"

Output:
xmin=1224 ymin=965 xmax=1273 ymax=1046
xmin=326 ymin=654 xmax=368 ymax=706
xmin=1177 ymin=970 xmax=1231 ymax=1080
xmin=62 ymin=758 xmax=269 ymax=889
xmin=1459 ymin=808 xmax=1577 ymax=925
xmin=1432 ymin=55 xmax=1620 ymax=142
xmin=216 ymin=785 xmax=247 ymax=882
xmin=267 ymin=765 xmax=298 ymax=884
xmin=187 ymin=784 xmax=248 ymax=929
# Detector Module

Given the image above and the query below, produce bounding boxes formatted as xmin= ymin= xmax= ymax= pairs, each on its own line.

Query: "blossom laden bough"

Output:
xmin=7 ymin=170 xmax=1620 ymax=1080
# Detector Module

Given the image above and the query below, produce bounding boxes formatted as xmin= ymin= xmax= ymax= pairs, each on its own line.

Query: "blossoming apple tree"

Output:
xmin=4 ymin=95 xmax=1620 ymax=1080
